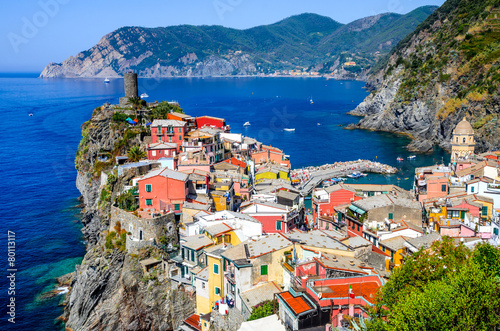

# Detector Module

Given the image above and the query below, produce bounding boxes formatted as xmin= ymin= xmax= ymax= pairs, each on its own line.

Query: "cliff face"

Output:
xmin=40 ymin=10 xmax=436 ymax=78
xmin=349 ymin=0 xmax=500 ymax=152
xmin=63 ymin=105 xmax=195 ymax=330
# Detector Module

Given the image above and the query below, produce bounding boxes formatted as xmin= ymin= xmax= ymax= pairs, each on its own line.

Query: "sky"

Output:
xmin=1 ymin=0 xmax=445 ymax=73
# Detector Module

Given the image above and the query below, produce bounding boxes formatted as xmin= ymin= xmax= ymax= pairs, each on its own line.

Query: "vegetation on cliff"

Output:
xmin=355 ymin=0 xmax=500 ymax=152
xmin=367 ymin=237 xmax=500 ymax=330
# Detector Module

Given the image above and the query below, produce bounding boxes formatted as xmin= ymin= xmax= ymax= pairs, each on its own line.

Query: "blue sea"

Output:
xmin=0 ymin=74 xmax=449 ymax=330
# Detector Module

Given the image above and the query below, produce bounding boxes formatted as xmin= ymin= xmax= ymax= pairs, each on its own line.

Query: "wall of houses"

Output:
xmin=195 ymin=276 xmax=210 ymax=314
xmin=250 ymin=247 xmax=291 ymax=287
xmin=367 ymin=205 xmax=422 ymax=227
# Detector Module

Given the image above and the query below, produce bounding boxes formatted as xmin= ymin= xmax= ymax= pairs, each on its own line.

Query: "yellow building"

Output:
xmin=451 ymin=117 xmax=475 ymax=162
xmin=205 ymin=245 xmax=226 ymax=311
xmin=203 ymin=223 xmax=241 ymax=246
xmin=379 ymin=236 xmax=407 ymax=271
xmin=194 ymin=266 xmax=210 ymax=315
xmin=255 ymin=165 xmax=290 ymax=183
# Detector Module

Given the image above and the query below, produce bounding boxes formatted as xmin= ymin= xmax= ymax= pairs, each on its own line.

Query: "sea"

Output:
xmin=0 ymin=74 xmax=449 ymax=330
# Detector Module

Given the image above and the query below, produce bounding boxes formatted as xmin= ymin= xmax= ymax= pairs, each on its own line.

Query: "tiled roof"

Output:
xmin=246 ymin=233 xmax=292 ymax=258
xmin=353 ymin=193 xmax=420 ymax=211
xmin=240 ymin=281 xmax=281 ymax=310
xmin=276 ymin=190 xmax=299 ymax=201
xmin=405 ymin=233 xmax=441 ymax=250
xmin=181 ymin=234 xmax=213 ymax=251
xmin=148 ymin=142 xmax=178 ymax=150
xmin=193 ymin=266 xmax=209 ymax=281
xmin=151 ymin=119 xmax=186 ymax=127
xmin=284 ymin=230 xmax=351 ymax=252
xmin=379 ymin=236 xmax=408 ymax=251
xmin=346 ymin=236 xmax=372 ymax=248
xmin=140 ymin=168 xmax=188 ymax=181
xmin=184 ymin=313 xmax=201 ymax=331
xmin=204 ymin=223 xmax=233 ymax=237
xmin=204 ymin=243 xmax=232 ymax=258
xmin=277 ymin=292 xmax=315 ymax=316
xmin=313 ymin=253 xmax=369 ymax=275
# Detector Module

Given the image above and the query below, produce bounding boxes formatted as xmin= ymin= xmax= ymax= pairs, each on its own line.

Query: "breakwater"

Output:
xmin=292 ymin=160 xmax=398 ymax=195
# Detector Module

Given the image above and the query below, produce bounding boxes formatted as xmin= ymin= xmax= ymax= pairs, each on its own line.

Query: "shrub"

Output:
xmin=248 ymin=299 xmax=277 ymax=321
xmin=112 ymin=112 xmax=129 ymax=122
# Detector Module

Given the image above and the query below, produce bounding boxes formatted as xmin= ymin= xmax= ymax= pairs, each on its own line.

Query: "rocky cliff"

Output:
xmin=40 ymin=9 xmax=436 ymax=78
xmin=61 ymin=105 xmax=195 ymax=330
xmin=349 ymin=0 xmax=500 ymax=152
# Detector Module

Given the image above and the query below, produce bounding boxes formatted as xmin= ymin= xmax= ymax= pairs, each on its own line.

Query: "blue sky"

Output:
xmin=1 ymin=0 xmax=445 ymax=73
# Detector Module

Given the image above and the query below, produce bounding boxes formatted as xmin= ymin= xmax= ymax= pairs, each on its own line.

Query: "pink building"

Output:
xmin=137 ymin=168 xmax=188 ymax=214
xmin=147 ymin=142 xmax=177 ymax=160
xmin=150 ymin=119 xmax=187 ymax=151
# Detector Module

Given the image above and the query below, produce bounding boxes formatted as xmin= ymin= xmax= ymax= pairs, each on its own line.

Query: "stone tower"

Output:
xmin=124 ymin=72 xmax=138 ymax=98
xmin=451 ymin=117 xmax=475 ymax=162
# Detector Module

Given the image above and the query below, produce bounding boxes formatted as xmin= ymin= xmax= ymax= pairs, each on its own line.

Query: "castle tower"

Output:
xmin=451 ymin=117 xmax=475 ymax=162
xmin=119 ymin=72 xmax=139 ymax=106
xmin=124 ymin=72 xmax=138 ymax=98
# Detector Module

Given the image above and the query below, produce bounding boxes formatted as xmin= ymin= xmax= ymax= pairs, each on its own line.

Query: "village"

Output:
xmin=102 ymin=74 xmax=500 ymax=331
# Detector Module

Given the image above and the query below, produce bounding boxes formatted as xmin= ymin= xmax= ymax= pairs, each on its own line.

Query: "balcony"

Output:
xmin=224 ymin=270 xmax=236 ymax=285
xmin=164 ymin=130 xmax=175 ymax=136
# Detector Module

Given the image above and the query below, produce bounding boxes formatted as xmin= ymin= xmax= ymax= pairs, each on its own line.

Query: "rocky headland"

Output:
xmin=348 ymin=0 xmax=500 ymax=153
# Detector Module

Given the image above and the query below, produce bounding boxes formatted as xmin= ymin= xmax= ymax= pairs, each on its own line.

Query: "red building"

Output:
xmin=239 ymin=201 xmax=299 ymax=234
xmin=150 ymin=119 xmax=187 ymax=150
xmin=137 ymin=168 xmax=189 ymax=214
xmin=313 ymin=184 xmax=362 ymax=221
xmin=195 ymin=115 xmax=229 ymax=131
xmin=146 ymin=142 xmax=178 ymax=160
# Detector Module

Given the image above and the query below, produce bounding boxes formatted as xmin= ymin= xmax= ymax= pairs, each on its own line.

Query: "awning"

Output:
xmin=349 ymin=205 xmax=366 ymax=215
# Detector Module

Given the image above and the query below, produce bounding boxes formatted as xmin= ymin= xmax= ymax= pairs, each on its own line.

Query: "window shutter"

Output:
xmin=482 ymin=206 xmax=488 ymax=216
xmin=460 ymin=211 xmax=465 ymax=219
xmin=146 ymin=184 xmax=152 ymax=192
xmin=389 ymin=213 xmax=393 ymax=220
xmin=261 ymin=265 xmax=268 ymax=275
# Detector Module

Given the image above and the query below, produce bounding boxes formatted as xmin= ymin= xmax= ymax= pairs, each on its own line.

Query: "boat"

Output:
xmin=243 ymin=121 xmax=251 ymax=127
xmin=104 ymin=78 xmax=110 ymax=83
xmin=347 ymin=172 xmax=365 ymax=179
xmin=322 ymin=180 xmax=333 ymax=187
xmin=397 ymin=157 xmax=404 ymax=162
xmin=28 ymin=113 xmax=33 ymax=117
xmin=284 ymin=128 xmax=295 ymax=132
xmin=407 ymin=155 xmax=416 ymax=160
xmin=310 ymin=97 xmax=314 ymax=104
xmin=140 ymin=93 xmax=149 ymax=98
xmin=317 ymin=123 xmax=321 ymax=126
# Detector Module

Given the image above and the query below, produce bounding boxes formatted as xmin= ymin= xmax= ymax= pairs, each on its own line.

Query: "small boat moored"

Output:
xmin=407 ymin=155 xmax=416 ymax=160
xmin=397 ymin=157 xmax=404 ymax=162
xmin=243 ymin=121 xmax=251 ymax=127
xmin=140 ymin=93 xmax=149 ymax=98
xmin=104 ymin=78 xmax=110 ymax=84
xmin=284 ymin=128 xmax=295 ymax=132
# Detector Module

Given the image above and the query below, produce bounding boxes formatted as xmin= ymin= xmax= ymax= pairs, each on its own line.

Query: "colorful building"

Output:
xmin=146 ymin=142 xmax=177 ymax=160
xmin=150 ymin=119 xmax=187 ymax=150
xmin=195 ymin=115 xmax=229 ymax=131
xmin=312 ymin=184 xmax=362 ymax=221
xmin=137 ymin=168 xmax=188 ymax=213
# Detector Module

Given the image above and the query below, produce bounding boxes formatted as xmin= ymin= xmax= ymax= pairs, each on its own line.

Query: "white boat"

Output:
xmin=317 ymin=123 xmax=321 ymax=126
xmin=104 ymin=78 xmax=110 ymax=83
xmin=310 ymin=97 xmax=314 ymax=104
xmin=28 ymin=113 xmax=33 ymax=117
xmin=407 ymin=155 xmax=416 ymax=160
xmin=284 ymin=128 xmax=295 ymax=132
xmin=140 ymin=93 xmax=149 ymax=98
xmin=243 ymin=121 xmax=251 ymax=127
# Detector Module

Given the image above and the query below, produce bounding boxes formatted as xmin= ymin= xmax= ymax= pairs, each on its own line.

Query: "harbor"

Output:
xmin=292 ymin=159 xmax=398 ymax=195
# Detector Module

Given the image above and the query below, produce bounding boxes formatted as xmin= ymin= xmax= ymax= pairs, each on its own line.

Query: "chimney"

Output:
xmin=349 ymin=260 xmax=354 ymax=266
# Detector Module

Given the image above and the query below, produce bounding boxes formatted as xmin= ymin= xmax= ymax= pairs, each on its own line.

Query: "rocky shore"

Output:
xmin=58 ymin=106 xmax=195 ymax=330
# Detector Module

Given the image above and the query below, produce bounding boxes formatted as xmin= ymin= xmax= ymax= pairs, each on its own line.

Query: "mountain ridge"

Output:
xmin=40 ymin=7 xmax=436 ymax=78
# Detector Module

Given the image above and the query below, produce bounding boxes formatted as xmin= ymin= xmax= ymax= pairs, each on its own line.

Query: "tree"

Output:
xmin=127 ymin=145 xmax=146 ymax=162
xmin=115 ymin=187 xmax=138 ymax=211
xmin=128 ymin=96 xmax=146 ymax=120
xmin=366 ymin=237 xmax=500 ymax=330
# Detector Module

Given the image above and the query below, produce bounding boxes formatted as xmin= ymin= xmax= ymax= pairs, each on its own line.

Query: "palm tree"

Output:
xmin=128 ymin=96 xmax=144 ymax=120
xmin=127 ymin=145 xmax=146 ymax=162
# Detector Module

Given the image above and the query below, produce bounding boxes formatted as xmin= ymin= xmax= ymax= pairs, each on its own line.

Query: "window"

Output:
xmin=152 ymin=151 xmax=156 ymax=156
xmin=463 ymin=137 xmax=466 ymax=143
xmin=146 ymin=199 xmax=152 ymax=206
xmin=261 ymin=265 xmax=268 ymax=275
xmin=276 ymin=221 xmax=282 ymax=230
xmin=215 ymin=287 xmax=221 ymax=295
xmin=174 ymin=204 xmax=180 ymax=211
xmin=471 ymin=186 xmax=475 ymax=193
xmin=325 ymin=223 xmax=329 ymax=230
xmin=157 ymin=126 xmax=162 ymax=133
xmin=388 ymin=213 xmax=393 ymax=220
xmin=202 ymin=282 xmax=206 ymax=289
xmin=179 ymin=135 xmax=182 ymax=141
xmin=159 ymin=136 xmax=162 ymax=142
xmin=357 ymin=224 xmax=360 ymax=231
xmin=391 ymin=250 xmax=394 ymax=262
xmin=191 ymin=250 xmax=195 ymax=262
xmin=441 ymin=184 xmax=447 ymax=192
xmin=382 ymin=246 xmax=385 ymax=252
xmin=178 ymin=128 xmax=182 ymax=133
xmin=460 ymin=211 xmax=465 ymax=219
xmin=169 ymin=136 xmax=172 ymax=142
xmin=482 ymin=206 xmax=488 ymax=216
xmin=146 ymin=184 xmax=152 ymax=192
xmin=214 ymin=263 xmax=219 ymax=274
